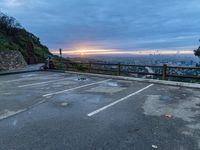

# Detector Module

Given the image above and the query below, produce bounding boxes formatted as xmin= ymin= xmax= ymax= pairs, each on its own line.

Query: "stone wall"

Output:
xmin=0 ymin=50 xmax=27 ymax=71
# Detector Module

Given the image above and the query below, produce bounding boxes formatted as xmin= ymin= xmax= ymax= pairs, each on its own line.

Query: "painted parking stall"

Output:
xmin=0 ymin=71 xmax=199 ymax=150
xmin=0 ymin=72 xmax=110 ymax=120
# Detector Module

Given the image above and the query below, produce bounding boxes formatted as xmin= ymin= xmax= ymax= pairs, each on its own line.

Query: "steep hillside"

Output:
xmin=0 ymin=12 xmax=52 ymax=64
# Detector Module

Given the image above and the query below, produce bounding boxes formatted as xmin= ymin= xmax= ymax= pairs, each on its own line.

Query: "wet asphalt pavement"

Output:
xmin=0 ymin=71 xmax=200 ymax=150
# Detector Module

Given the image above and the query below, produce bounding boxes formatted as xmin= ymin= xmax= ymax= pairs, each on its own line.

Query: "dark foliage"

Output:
xmin=194 ymin=46 xmax=200 ymax=58
xmin=194 ymin=39 xmax=200 ymax=58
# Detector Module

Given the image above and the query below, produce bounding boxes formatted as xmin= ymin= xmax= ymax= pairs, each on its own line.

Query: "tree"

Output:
xmin=0 ymin=12 xmax=22 ymax=35
xmin=194 ymin=40 xmax=200 ymax=58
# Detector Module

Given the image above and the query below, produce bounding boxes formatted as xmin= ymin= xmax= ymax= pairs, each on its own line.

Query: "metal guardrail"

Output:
xmin=57 ymin=61 xmax=200 ymax=81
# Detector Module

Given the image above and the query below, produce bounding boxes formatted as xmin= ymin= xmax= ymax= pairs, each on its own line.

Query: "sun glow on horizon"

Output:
xmin=52 ymin=49 xmax=194 ymax=56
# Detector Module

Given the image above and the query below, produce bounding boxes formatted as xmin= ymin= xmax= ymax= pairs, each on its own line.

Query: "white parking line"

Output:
xmin=43 ymin=79 xmax=111 ymax=97
xmin=0 ymin=109 xmax=27 ymax=120
xmin=87 ymin=84 xmax=154 ymax=117
xmin=2 ymin=74 xmax=59 ymax=83
xmin=18 ymin=78 xmax=68 ymax=88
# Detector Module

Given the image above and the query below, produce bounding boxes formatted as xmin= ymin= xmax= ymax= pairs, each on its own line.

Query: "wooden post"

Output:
xmin=162 ymin=64 xmax=167 ymax=80
xmin=43 ymin=52 xmax=45 ymax=63
xmin=66 ymin=62 xmax=68 ymax=70
xmin=88 ymin=63 xmax=91 ymax=73
xmin=118 ymin=63 xmax=121 ymax=76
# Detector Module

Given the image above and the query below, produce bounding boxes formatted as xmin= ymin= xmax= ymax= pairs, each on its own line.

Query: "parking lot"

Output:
xmin=0 ymin=71 xmax=200 ymax=150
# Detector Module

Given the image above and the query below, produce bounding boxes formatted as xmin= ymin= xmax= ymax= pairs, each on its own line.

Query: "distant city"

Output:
xmin=64 ymin=54 xmax=199 ymax=67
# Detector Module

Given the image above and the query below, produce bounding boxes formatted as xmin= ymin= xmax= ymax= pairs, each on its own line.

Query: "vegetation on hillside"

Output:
xmin=0 ymin=12 xmax=51 ymax=63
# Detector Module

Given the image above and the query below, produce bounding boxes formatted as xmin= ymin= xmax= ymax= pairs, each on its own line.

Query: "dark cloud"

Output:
xmin=1 ymin=0 xmax=200 ymax=51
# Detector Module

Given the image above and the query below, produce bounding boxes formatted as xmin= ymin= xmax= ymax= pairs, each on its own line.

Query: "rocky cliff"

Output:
xmin=0 ymin=50 xmax=27 ymax=71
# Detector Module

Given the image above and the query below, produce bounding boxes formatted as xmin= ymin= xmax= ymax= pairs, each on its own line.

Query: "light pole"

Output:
xmin=59 ymin=48 xmax=62 ymax=69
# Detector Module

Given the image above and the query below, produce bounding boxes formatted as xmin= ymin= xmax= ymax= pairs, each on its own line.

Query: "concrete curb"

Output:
xmin=64 ymin=70 xmax=200 ymax=89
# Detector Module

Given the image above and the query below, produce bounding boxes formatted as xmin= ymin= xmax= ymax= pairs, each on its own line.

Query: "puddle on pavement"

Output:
xmin=21 ymin=74 xmax=38 ymax=77
xmin=107 ymin=82 xmax=118 ymax=87
xmin=103 ymin=80 xmax=132 ymax=88
xmin=118 ymin=81 xmax=132 ymax=87
xmin=0 ymin=92 xmax=11 ymax=95
xmin=87 ymin=86 xmax=126 ymax=94
xmin=53 ymin=101 xmax=69 ymax=108
xmin=51 ymin=85 xmax=63 ymax=88
xmin=60 ymin=102 xmax=68 ymax=107
xmin=86 ymin=80 xmax=133 ymax=94
xmin=160 ymin=96 xmax=172 ymax=102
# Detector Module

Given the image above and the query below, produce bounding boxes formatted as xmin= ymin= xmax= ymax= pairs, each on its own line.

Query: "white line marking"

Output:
xmin=2 ymin=74 xmax=59 ymax=83
xmin=2 ymin=78 xmax=38 ymax=83
xmin=43 ymin=79 xmax=111 ymax=97
xmin=0 ymin=96 xmax=52 ymax=121
xmin=18 ymin=78 xmax=68 ymax=88
xmin=0 ymin=109 xmax=27 ymax=120
xmin=87 ymin=84 xmax=154 ymax=117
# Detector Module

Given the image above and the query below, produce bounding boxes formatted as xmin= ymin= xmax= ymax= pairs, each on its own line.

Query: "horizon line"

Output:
xmin=51 ymin=49 xmax=195 ymax=56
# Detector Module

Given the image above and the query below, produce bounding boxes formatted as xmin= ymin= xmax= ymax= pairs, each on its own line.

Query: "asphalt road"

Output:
xmin=0 ymin=71 xmax=200 ymax=150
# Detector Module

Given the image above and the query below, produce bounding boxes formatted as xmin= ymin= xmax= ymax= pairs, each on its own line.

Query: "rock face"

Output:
xmin=0 ymin=50 xmax=27 ymax=71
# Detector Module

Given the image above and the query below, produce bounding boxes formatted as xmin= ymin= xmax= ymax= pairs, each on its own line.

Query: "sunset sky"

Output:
xmin=1 ymin=0 xmax=200 ymax=56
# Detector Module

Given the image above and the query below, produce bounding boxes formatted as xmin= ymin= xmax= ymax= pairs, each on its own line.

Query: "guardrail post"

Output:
xmin=88 ymin=63 xmax=91 ymax=73
xmin=162 ymin=64 xmax=167 ymax=80
xmin=118 ymin=63 xmax=121 ymax=76
xmin=66 ymin=62 xmax=68 ymax=70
